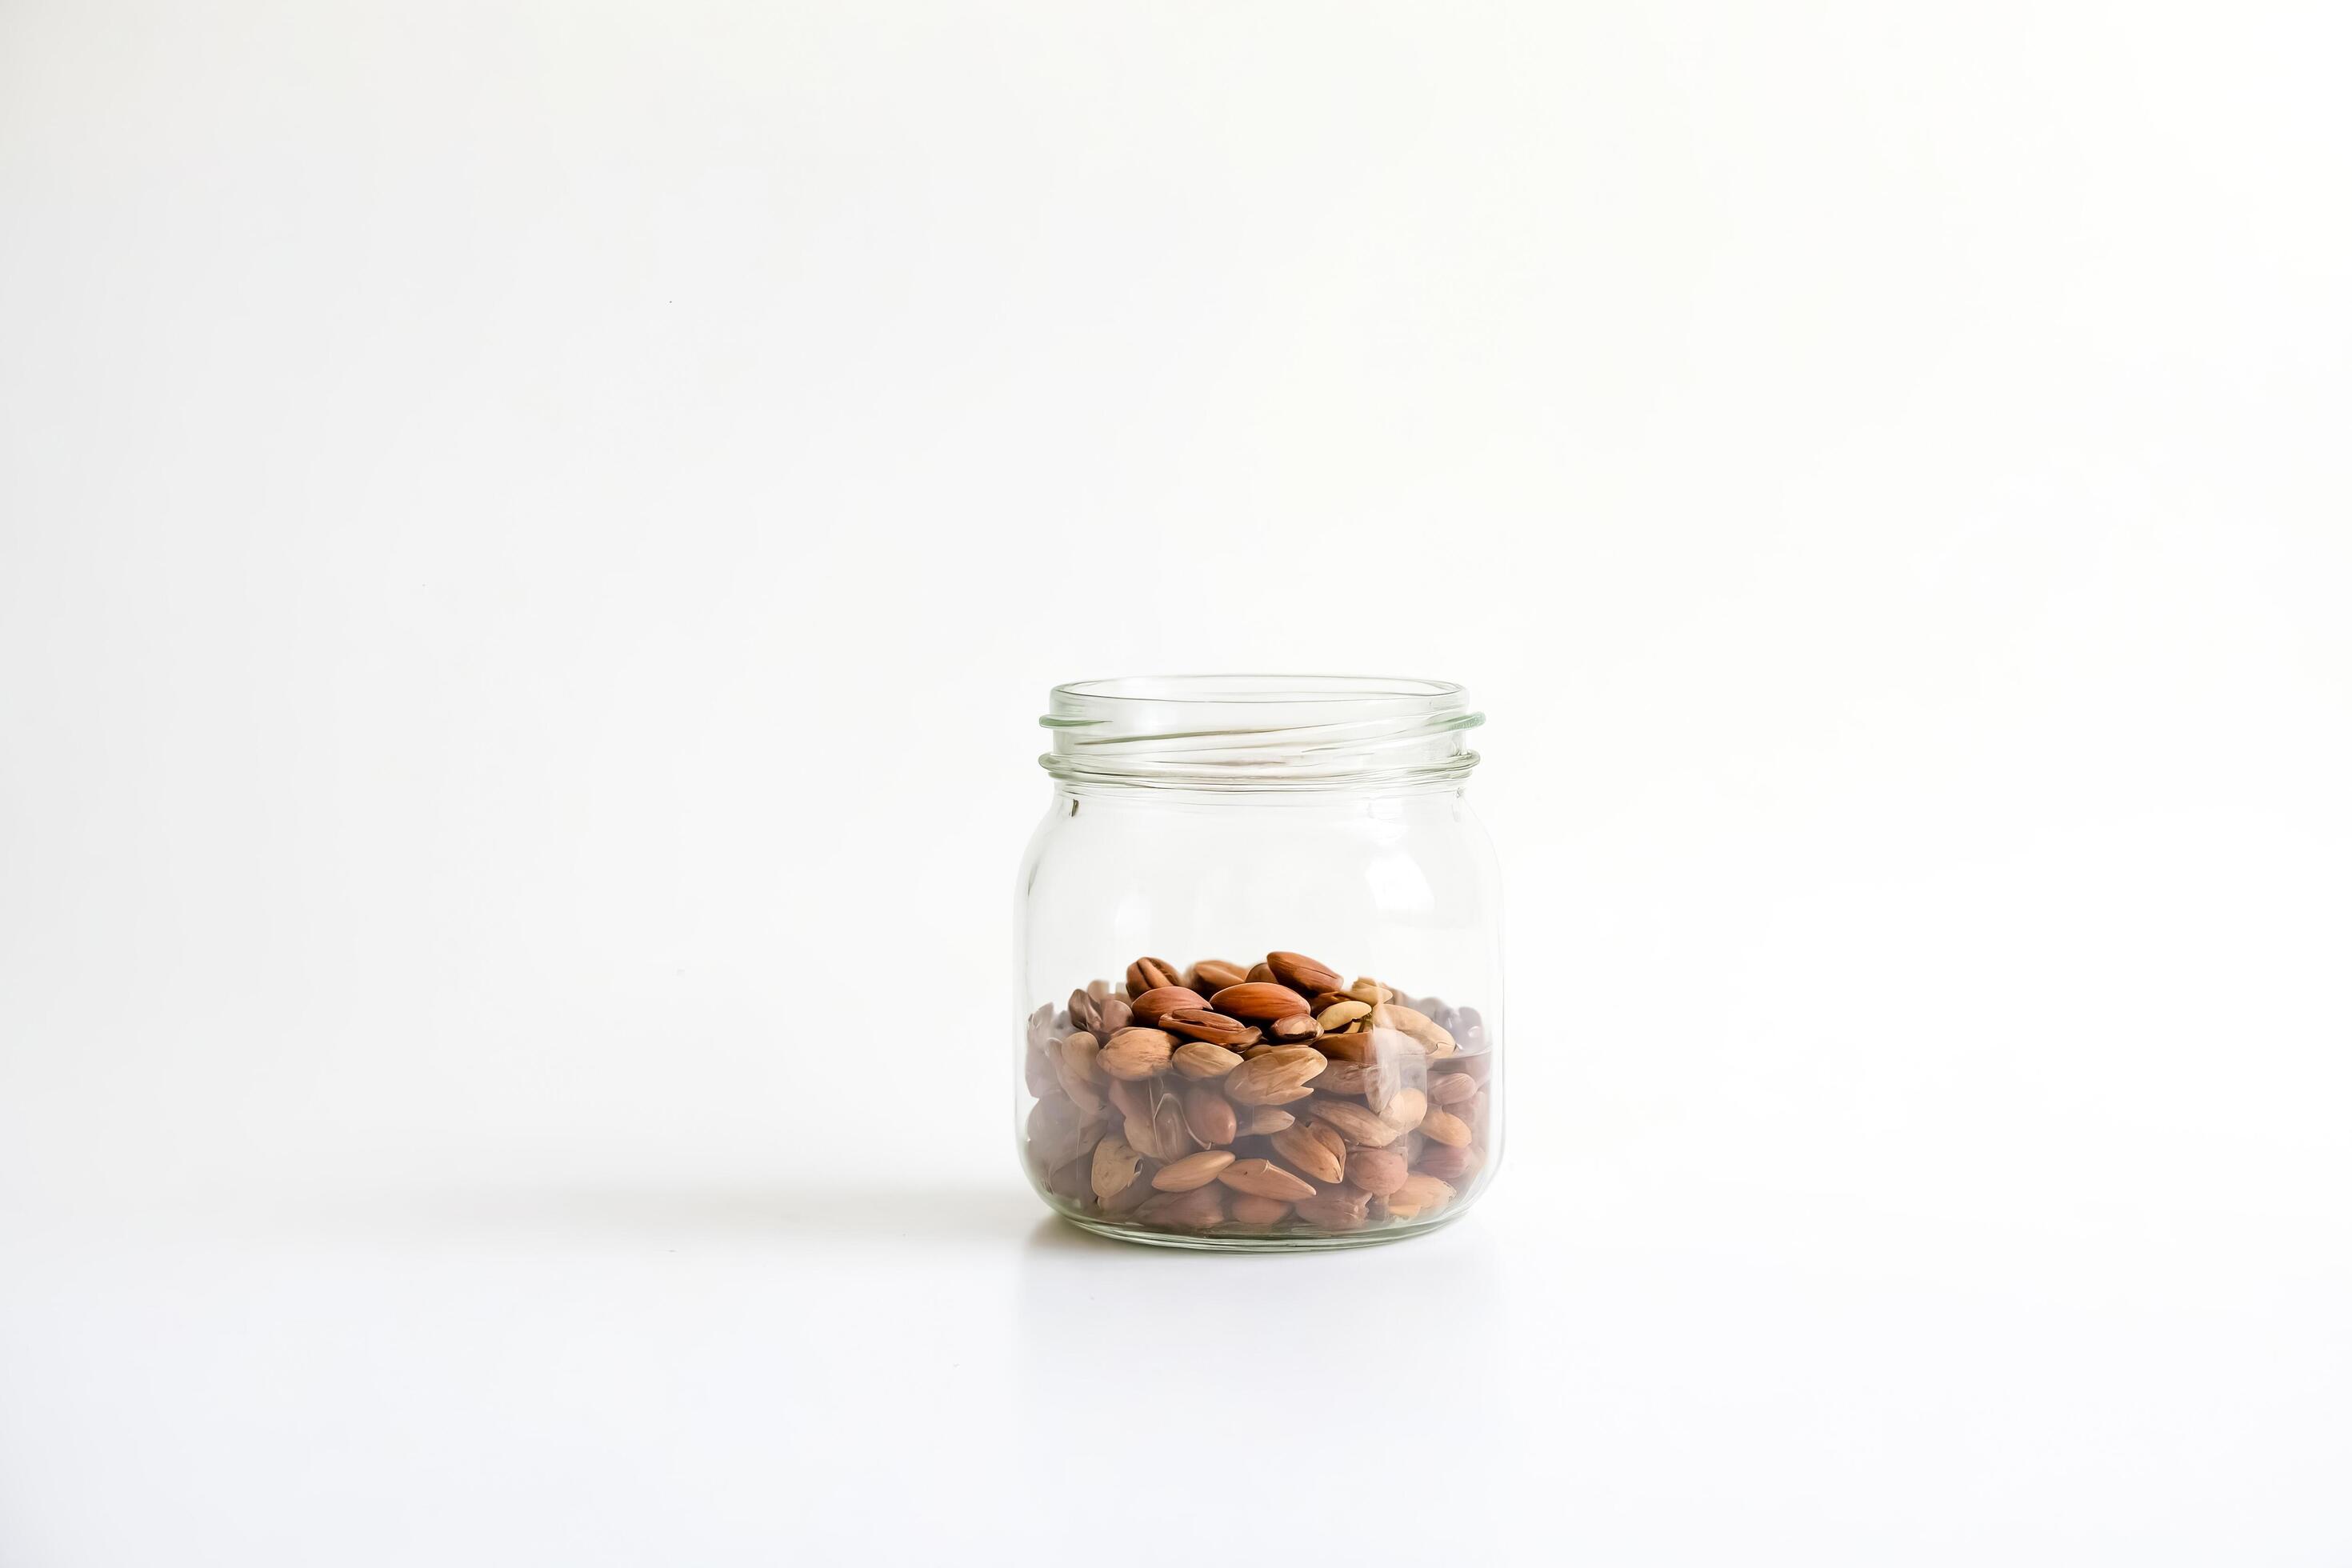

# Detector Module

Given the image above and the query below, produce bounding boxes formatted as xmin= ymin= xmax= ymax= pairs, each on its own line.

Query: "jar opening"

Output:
xmin=1040 ymin=674 xmax=1482 ymax=791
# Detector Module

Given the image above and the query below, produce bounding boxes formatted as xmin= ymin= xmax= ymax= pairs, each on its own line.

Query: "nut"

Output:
xmin=1130 ymin=986 xmax=1209 ymax=1025
xmin=1161 ymin=1008 xmax=1261 ymax=1048
xmin=1125 ymin=956 xmax=1182 ymax=998
xmin=1266 ymin=1013 xmax=1323 ymax=1042
xmin=1184 ymin=1085 xmax=1238 ymax=1146
xmin=1429 ymin=1073 xmax=1478 ymax=1106
xmin=1246 ymin=962 xmax=1277 ymax=984
xmin=1059 ymin=1031 xmax=1102 ymax=1087
xmin=1239 ymin=1106 xmax=1296 ymax=1135
xmin=1099 ymin=1026 xmax=1176 ymax=1080
xmin=1091 ymin=1136 xmax=1142 ymax=1202
xmin=1386 ymin=1173 xmax=1456 ymax=1219
xmin=1217 ymin=1158 xmax=1317 ymax=1201
xmin=1138 ymin=1184 xmax=1226 ymax=1228
xmin=1417 ymin=1106 xmax=1471 ymax=1147
xmin=1151 ymin=1150 xmax=1236 ymax=1191
xmin=1271 ymin=1123 xmax=1346 ymax=1184
xmin=1343 ymin=978 xmax=1394 ymax=1005
xmin=1293 ymin=1183 xmax=1371 ymax=1230
xmin=1227 ymin=1194 xmax=1292 ymax=1226
xmin=1315 ymin=998 xmax=1372 ymax=1031
xmin=1192 ymin=959 xmax=1250 ymax=992
xmin=1306 ymin=1098 xmax=1402 ymax=1148
xmin=1209 ymin=982 xmax=1313 ymax=1022
xmin=1415 ymin=1143 xmax=1477 ymax=1181
xmin=1223 ymin=1045 xmax=1328 ymax=1105
xmin=1379 ymin=1088 xmax=1428 ymax=1130
xmin=1374 ymin=1002 xmax=1456 ymax=1056
xmin=1266 ymin=951 xmax=1343 ymax=995
xmin=1346 ymin=1148 xmax=1409 ymax=1196
xmin=1172 ymin=1041 xmax=1244 ymax=1079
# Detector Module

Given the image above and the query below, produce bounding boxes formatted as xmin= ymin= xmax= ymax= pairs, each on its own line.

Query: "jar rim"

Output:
xmin=1040 ymin=673 xmax=1482 ymax=791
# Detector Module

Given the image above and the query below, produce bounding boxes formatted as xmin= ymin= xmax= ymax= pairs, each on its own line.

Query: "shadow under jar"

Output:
xmin=1016 ymin=675 xmax=1503 ymax=1252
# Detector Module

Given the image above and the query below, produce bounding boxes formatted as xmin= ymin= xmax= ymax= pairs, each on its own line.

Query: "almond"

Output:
xmin=1150 ymin=1090 xmax=1195 ymax=1161
xmin=1227 ymin=1194 xmax=1292 ymax=1226
xmin=1217 ymin=1158 xmax=1317 ymax=1201
xmin=1246 ymin=962 xmax=1277 ymax=984
xmin=1380 ymin=1087 xmax=1428 ymax=1130
xmin=1386 ymin=1173 xmax=1456 ymax=1219
xmin=1315 ymin=998 xmax=1372 ymax=1031
xmin=1099 ymin=1026 xmax=1176 ymax=1080
xmin=1320 ymin=1026 xmax=1417 ymax=1066
xmin=1428 ymin=1072 xmax=1478 ymax=1106
xmin=1306 ymin=1098 xmax=1402 ymax=1148
xmin=1130 ymin=986 xmax=1209 ymax=1025
xmin=1344 ymin=978 xmax=1394 ymax=1005
xmin=1055 ymin=1059 xmax=1105 ymax=1118
xmin=1346 ymin=1147 xmax=1409 ymax=1196
xmin=1026 ymin=1098 xmax=1094 ymax=1168
xmin=1415 ymin=1143 xmax=1477 ymax=1181
xmin=1192 ymin=958 xmax=1251 ymax=992
xmin=1418 ymin=1106 xmax=1472 ymax=1147
xmin=1266 ymin=951 xmax=1343 ymax=995
xmin=1266 ymin=1013 xmax=1322 ymax=1042
xmin=1239 ymin=1106 xmax=1296 ymax=1135
xmin=1138 ymin=1183 xmax=1226 ymax=1228
xmin=1060 ymin=1030 xmax=1102 ymax=1083
xmin=1209 ymin=982 xmax=1312 ymax=1022
xmin=1374 ymin=1002 xmax=1456 ymax=1055
xmin=1094 ymin=995 xmax=1133 ymax=1036
xmin=1105 ymin=1076 xmax=1148 ymax=1124
xmin=1184 ymin=1085 xmax=1238 ymax=1146
xmin=1172 ymin=1040 xmax=1243 ymax=1079
xmin=1125 ymin=956 xmax=1182 ymax=998
xmin=1294 ymin=1183 xmax=1371 ymax=1230
xmin=1161 ymin=1008 xmax=1261 ymax=1049
xmin=1272 ymin=1124 xmax=1346 ymax=1184
xmin=1222 ymin=1045 xmax=1327 ymax=1105
xmin=1091 ymin=1136 xmax=1142 ymax=1202
xmin=1151 ymin=1149 xmax=1236 ymax=1191
xmin=1067 ymin=988 xmax=1101 ymax=1034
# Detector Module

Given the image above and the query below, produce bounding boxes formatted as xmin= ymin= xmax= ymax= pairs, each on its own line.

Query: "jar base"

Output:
xmin=1058 ymin=1210 xmax=1465 ymax=1253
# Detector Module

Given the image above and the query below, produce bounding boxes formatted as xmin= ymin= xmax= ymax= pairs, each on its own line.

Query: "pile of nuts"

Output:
xmin=1022 ymin=951 xmax=1494 ymax=1238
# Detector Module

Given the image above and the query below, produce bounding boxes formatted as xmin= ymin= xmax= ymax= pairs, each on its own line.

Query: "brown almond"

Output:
xmin=1344 ymin=978 xmax=1394 ymax=1005
xmin=1415 ymin=1143 xmax=1477 ymax=1181
xmin=1105 ymin=1076 xmax=1148 ymax=1124
xmin=1374 ymin=1002 xmax=1456 ymax=1055
xmin=1192 ymin=958 xmax=1250 ymax=992
xmin=1418 ymin=1106 xmax=1472 ymax=1147
xmin=1239 ymin=1106 xmax=1296 ymax=1135
xmin=1315 ymin=998 xmax=1372 ymax=1031
xmin=1125 ymin=956 xmax=1182 ymax=998
xmin=1266 ymin=1013 xmax=1323 ymax=1042
xmin=1055 ymin=1059 xmax=1105 ymax=1118
xmin=1227 ymin=1194 xmax=1292 ymax=1226
xmin=1151 ymin=1149 xmax=1236 ymax=1191
xmin=1223 ymin=1045 xmax=1328 ymax=1105
xmin=1066 ymin=988 xmax=1100 ymax=1034
xmin=1172 ymin=1040 xmax=1244 ymax=1079
xmin=1246 ymin=962 xmax=1277 ymax=984
xmin=1151 ymin=1090 xmax=1195 ymax=1161
xmin=1101 ymin=1167 xmax=1156 ymax=1214
xmin=1094 ymin=995 xmax=1133 ymax=1036
xmin=1320 ymin=1026 xmax=1417 ymax=1066
xmin=1098 ymin=1026 xmax=1176 ymax=1080
xmin=1294 ymin=1183 xmax=1371 ymax=1230
xmin=1266 ymin=951 xmax=1344 ymax=995
xmin=1429 ymin=1072 xmax=1478 ymax=1106
xmin=1218 ymin=1158 xmax=1317 ymax=1201
xmin=1271 ymin=1124 xmax=1346 ymax=1184
xmin=1210 ymin=982 xmax=1312 ymax=1022
xmin=1090 ymin=1136 xmax=1142 ymax=1202
xmin=1306 ymin=1098 xmax=1402 ymax=1148
xmin=1184 ymin=1085 xmax=1238 ymax=1146
xmin=1138 ymin=1183 xmax=1226 ymax=1229
xmin=1346 ymin=1147 xmax=1409 ymax=1196
xmin=1161 ymin=1008 xmax=1261 ymax=1049
xmin=1059 ymin=1031 xmax=1102 ymax=1085
xmin=1130 ymin=986 xmax=1209 ymax=1025
xmin=1387 ymin=1172 xmax=1457 ymax=1218
xmin=1380 ymin=1087 xmax=1429 ymax=1131
xmin=1316 ymin=1060 xmax=1375 ymax=1097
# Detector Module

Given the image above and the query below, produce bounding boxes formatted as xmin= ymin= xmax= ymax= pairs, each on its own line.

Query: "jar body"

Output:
xmin=1016 ymin=739 xmax=1503 ymax=1250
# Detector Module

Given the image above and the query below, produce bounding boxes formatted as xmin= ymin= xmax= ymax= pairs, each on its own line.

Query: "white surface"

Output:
xmin=3 ymin=2 xmax=2349 ymax=1563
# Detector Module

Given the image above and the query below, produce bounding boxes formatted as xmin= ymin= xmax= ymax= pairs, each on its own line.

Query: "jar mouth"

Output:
xmin=1041 ymin=674 xmax=1483 ymax=791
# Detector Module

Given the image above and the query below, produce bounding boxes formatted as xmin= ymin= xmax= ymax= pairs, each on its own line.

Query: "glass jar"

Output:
xmin=1016 ymin=675 xmax=1502 ymax=1250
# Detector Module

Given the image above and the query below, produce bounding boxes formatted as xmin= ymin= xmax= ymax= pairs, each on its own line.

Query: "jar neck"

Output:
xmin=1039 ymin=675 xmax=1482 ymax=795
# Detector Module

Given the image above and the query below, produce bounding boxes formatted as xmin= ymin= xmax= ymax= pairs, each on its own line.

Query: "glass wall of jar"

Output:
xmin=1016 ymin=675 xmax=1502 ymax=1250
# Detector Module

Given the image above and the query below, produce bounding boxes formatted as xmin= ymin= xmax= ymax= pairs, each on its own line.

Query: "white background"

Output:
xmin=3 ymin=1 xmax=2348 ymax=1562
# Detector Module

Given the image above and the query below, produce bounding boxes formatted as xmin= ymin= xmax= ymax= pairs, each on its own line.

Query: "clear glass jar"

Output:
xmin=1016 ymin=675 xmax=1502 ymax=1250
